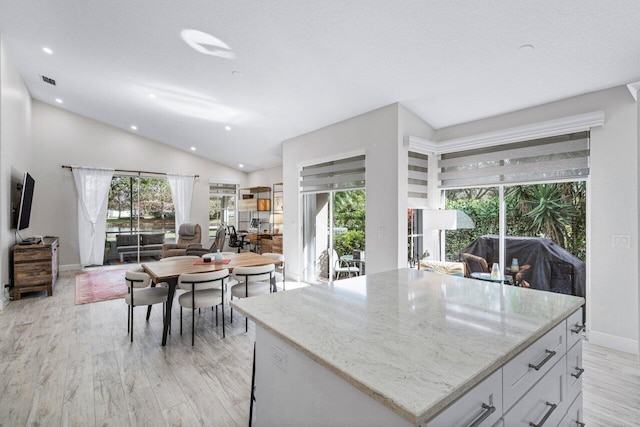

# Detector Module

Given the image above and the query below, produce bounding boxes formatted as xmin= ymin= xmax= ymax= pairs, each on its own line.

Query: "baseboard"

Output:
xmin=60 ymin=264 xmax=81 ymax=272
xmin=588 ymin=330 xmax=638 ymax=355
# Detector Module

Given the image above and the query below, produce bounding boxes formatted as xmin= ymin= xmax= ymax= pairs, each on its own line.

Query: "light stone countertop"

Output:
xmin=231 ymin=268 xmax=585 ymax=424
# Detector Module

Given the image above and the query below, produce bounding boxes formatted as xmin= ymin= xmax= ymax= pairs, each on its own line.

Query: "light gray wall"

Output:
xmin=30 ymin=100 xmax=248 ymax=268
xmin=0 ymin=37 xmax=33 ymax=308
xmin=434 ymin=86 xmax=639 ymax=354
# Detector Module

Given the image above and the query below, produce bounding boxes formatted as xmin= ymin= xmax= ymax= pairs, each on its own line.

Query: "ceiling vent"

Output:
xmin=41 ymin=75 xmax=56 ymax=85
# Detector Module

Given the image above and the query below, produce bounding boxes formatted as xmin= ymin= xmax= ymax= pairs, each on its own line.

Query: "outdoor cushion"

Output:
xmin=141 ymin=233 xmax=165 ymax=246
xmin=116 ymin=234 xmax=139 ymax=247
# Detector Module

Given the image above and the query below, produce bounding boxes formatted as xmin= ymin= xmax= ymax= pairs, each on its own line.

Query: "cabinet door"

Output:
xmin=427 ymin=369 xmax=502 ymax=427
xmin=558 ymin=392 xmax=583 ymax=427
xmin=503 ymin=321 xmax=566 ymax=409
xmin=566 ymin=339 xmax=583 ymax=406
xmin=566 ymin=309 xmax=585 ymax=350
xmin=503 ymin=355 xmax=567 ymax=427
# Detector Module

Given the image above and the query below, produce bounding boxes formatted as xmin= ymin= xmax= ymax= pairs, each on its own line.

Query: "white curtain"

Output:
xmin=167 ymin=174 xmax=195 ymax=237
xmin=72 ymin=166 xmax=114 ymax=266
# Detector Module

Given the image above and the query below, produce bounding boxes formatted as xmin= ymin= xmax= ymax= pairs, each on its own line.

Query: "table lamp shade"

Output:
xmin=426 ymin=209 xmax=475 ymax=230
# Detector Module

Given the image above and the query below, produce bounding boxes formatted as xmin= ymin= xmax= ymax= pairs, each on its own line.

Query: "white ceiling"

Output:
xmin=1 ymin=1 xmax=639 ymax=172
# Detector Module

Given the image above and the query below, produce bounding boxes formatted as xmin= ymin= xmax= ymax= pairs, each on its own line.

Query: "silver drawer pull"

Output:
xmin=528 ymin=349 xmax=556 ymax=371
xmin=529 ymin=402 xmax=557 ymax=427
xmin=571 ymin=367 xmax=585 ymax=379
xmin=571 ymin=323 xmax=585 ymax=334
xmin=468 ymin=403 xmax=495 ymax=427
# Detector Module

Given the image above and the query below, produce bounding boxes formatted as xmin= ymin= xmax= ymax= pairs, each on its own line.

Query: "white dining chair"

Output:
xmin=177 ymin=269 xmax=229 ymax=345
xmin=124 ymin=270 xmax=169 ymax=343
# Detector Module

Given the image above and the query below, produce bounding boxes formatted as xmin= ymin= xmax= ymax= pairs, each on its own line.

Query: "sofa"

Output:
xmin=418 ymin=259 xmax=465 ymax=276
xmin=116 ymin=233 xmax=165 ymax=262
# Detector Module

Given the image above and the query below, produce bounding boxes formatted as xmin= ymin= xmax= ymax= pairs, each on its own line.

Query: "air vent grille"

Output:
xmin=41 ymin=75 xmax=56 ymax=85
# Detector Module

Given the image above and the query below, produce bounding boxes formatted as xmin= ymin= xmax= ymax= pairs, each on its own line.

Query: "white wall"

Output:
xmin=30 ymin=100 xmax=248 ymax=268
xmin=0 ymin=37 xmax=33 ymax=308
xmin=247 ymin=165 xmax=282 ymax=188
xmin=435 ymin=86 xmax=639 ymax=354
xmin=283 ymin=104 xmax=401 ymax=281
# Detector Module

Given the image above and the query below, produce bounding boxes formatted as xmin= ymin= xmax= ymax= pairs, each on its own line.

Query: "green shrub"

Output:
xmin=334 ymin=230 xmax=365 ymax=257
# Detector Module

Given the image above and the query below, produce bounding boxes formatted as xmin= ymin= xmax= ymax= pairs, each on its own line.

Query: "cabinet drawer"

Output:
xmin=558 ymin=392 xmax=583 ymax=427
xmin=503 ymin=321 xmax=565 ymax=410
xmin=566 ymin=308 xmax=585 ymax=350
xmin=503 ymin=355 xmax=567 ymax=427
xmin=566 ymin=339 xmax=583 ymax=406
xmin=427 ymin=369 xmax=502 ymax=427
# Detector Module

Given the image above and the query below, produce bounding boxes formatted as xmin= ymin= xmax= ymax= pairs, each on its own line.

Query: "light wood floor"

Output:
xmin=0 ymin=270 xmax=638 ymax=426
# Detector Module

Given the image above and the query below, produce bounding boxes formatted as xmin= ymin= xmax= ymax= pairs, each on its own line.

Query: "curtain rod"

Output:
xmin=61 ymin=165 xmax=199 ymax=178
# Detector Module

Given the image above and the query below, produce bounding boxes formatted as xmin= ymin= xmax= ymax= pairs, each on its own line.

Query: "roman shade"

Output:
xmin=408 ymin=151 xmax=429 ymax=208
xmin=300 ymin=155 xmax=365 ymax=194
xmin=439 ymin=131 xmax=590 ymax=188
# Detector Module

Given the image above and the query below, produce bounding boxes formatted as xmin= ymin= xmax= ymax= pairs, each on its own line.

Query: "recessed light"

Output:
xmin=238 ymin=164 xmax=244 ymax=168
xmin=131 ymin=125 xmax=138 ymax=131
xmin=149 ymin=93 xmax=156 ymax=99
xmin=180 ymin=29 xmax=235 ymax=59
xmin=42 ymin=47 xmax=53 ymax=55
xmin=225 ymin=126 xmax=231 ymax=131
xmin=190 ymin=146 xmax=196 ymax=151
xmin=55 ymin=98 xmax=63 ymax=104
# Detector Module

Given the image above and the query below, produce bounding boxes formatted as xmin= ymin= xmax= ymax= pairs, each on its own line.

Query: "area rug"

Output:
xmin=75 ymin=267 xmax=129 ymax=305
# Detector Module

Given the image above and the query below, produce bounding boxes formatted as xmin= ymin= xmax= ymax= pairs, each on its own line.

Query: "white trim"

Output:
xmin=60 ymin=264 xmax=81 ymax=272
xmin=588 ymin=330 xmax=638 ymax=355
xmin=407 ymin=111 xmax=605 ymax=155
xmin=403 ymin=136 xmax=438 ymax=153
xmin=627 ymin=82 xmax=640 ymax=101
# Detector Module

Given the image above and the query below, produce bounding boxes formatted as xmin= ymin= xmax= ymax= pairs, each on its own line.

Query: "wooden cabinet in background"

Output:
xmin=12 ymin=237 xmax=59 ymax=300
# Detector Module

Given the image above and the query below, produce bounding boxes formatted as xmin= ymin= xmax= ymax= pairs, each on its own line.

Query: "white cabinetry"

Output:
xmin=427 ymin=369 xmax=502 ymax=427
xmin=427 ymin=310 xmax=583 ymax=427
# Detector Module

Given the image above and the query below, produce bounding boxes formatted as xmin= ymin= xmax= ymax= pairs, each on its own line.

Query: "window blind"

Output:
xmin=408 ymin=151 xmax=428 ymax=207
xmin=439 ymin=132 xmax=590 ymax=188
xmin=300 ymin=155 xmax=365 ymax=194
xmin=210 ymin=183 xmax=237 ymax=195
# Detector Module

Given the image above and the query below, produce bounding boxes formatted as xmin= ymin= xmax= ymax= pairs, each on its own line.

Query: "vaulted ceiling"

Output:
xmin=1 ymin=1 xmax=639 ymax=172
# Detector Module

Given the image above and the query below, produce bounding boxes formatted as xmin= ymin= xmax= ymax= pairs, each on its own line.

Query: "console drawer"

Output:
xmin=503 ymin=355 xmax=567 ymax=426
xmin=427 ymin=369 xmax=502 ymax=427
xmin=503 ymin=321 xmax=566 ymax=409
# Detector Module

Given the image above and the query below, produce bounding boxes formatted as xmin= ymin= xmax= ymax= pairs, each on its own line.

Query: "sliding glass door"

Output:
xmin=303 ymin=189 xmax=365 ymax=283
xmin=105 ymin=175 xmax=175 ymax=264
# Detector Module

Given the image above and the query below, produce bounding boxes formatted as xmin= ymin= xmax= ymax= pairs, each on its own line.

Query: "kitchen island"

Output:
xmin=231 ymin=268 xmax=585 ymax=426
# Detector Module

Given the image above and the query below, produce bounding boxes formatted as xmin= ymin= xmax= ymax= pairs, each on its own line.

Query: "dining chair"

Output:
xmin=332 ymin=249 xmax=359 ymax=279
xmin=124 ymin=270 xmax=169 ymax=343
xmin=230 ymin=264 xmax=276 ymax=332
xmin=177 ymin=269 xmax=229 ymax=345
xmin=261 ymin=253 xmax=285 ymax=290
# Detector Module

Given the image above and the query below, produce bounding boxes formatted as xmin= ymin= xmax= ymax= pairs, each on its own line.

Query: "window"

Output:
xmin=105 ymin=175 xmax=175 ymax=264
xmin=209 ymin=183 xmax=237 ymax=238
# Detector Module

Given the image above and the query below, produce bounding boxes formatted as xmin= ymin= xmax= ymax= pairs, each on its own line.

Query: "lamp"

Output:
xmin=426 ymin=210 xmax=475 ymax=260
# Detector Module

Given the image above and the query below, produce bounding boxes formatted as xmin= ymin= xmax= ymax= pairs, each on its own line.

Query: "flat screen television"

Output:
xmin=16 ymin=172 xmax=35 ymax=231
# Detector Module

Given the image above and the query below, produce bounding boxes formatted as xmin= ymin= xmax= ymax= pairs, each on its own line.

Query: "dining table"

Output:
xmin=142 ymin=252 xmax=280 ymax=346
